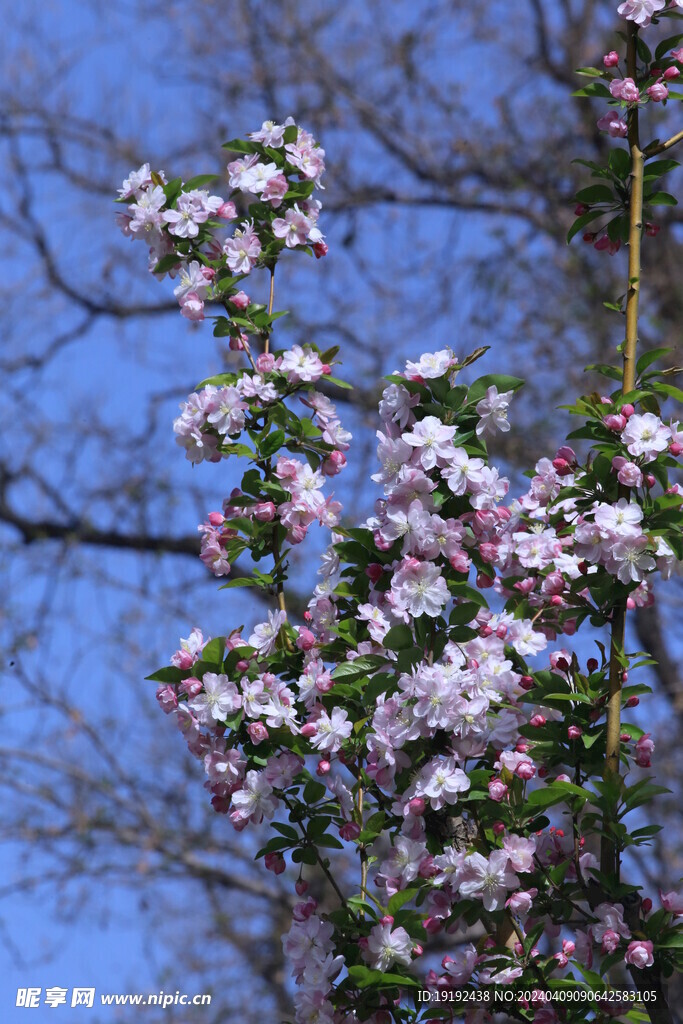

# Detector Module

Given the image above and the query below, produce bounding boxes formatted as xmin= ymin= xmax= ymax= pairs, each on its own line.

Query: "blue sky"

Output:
xmin=1 ymin=1 xmax=681 ymax=1020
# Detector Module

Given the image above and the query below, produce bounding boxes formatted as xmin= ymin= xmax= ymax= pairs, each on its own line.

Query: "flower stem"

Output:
xmin=601 ymin=18 xmax=643 ymax=878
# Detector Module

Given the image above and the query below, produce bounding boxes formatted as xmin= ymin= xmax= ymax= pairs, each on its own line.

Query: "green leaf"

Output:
xmin=449 ymin=602 xmax=480 ymax=626
xmin=655 ymin=33 xmax=683 ymax=61
xmin=332 ymin=655 xmax=385 ymax=681
xmin=467 ymin=374 xmax=524 ymax=405
xmin=322 ymin=374 xmax=353 ymax=390
xmin=259 ymin=429 xmax=286 ymax=458
xmin=383 ymin=625 xmax=414 ymax=651
xmin=303 ymin=780 xmax=327 ymax=803
xmin=585 ymin=363 xmax=623 ymax=382
xmin=575 ymin=184 xmax=614 ymax=204
xmin=609 ymin=148 xmax=631 ymax=180
xmin=201 ymin=637 xmax=226 ymax=665
xmin=572 ymin=82 xmax=611 ymax=98
xmin=525 ymin=787 xmax=569 ymax=811
xmin=152 ymin=253 xmax=182 ymax=275
xmin=183 ymin=173 xmax=220 ymax=191
xmin=647 ymin=191 xmax=678 ymax=206
xmin=567 ymin=208 xmax=603 ymax=244
xmin=145 ymin=666 xmax=186 ymax=683
xmin=643 ymin=158 xmax=680 ymax=179
xmin=221 ymin=138 xmax=258 ymax=154
xmin=575 ymin=66 xmax=604 ymax=77
xmin=219 ymin=576 xmax=261 ymax=590
xmin=637 ymin=347 xmax=672 ymax=375
xmin=387 ymin=888 xmax=418 ymax=915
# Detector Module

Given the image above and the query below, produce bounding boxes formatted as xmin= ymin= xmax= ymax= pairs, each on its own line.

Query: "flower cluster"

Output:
xmin=116 ymin=118 xmax=327 ymax=329
xmin=131 ymin=113 xmax=683 ymax=1023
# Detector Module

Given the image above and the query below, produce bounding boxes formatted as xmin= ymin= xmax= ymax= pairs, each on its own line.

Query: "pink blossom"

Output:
xmin=272 ymin=206 xmax=315 ymax=247
xmin=223 ymin=221 xmax=262 ymax=274
xmin=366 ymin=922 xmax=413 ymax=971
xmin=647 ymin=82 xmax=669 ymax=102
xmin=457 ymin=850 xmax=520 ymax=911
xmin=390 ymin=560 xmax=450 ymax=618
xmin=635 ymin=732 xmax=655 ymax=767
xmin=475 ymin=386 xmax=512 ymax=437
xmin=625 ymin=940 xmax=654 ymax=968
xmin=280 ymin=345 xmax=324 ymax=383
xmin=661 ymin=890 xmax=683 ymax=915
xmin=609 ymin=77 xmax=640 ymax=103
xmin=617 ymin=0 xmax=665 ymax=27
xmin=597 ymin=112 xmax=628 ymax=138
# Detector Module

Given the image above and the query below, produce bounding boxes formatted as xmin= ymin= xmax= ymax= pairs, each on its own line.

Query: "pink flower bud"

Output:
xmin=247 ymin=722 xmax=269 ymax=745
xmin=217 ymin=201 xmax=237 ymax=220
xmin=264 ymin=852 xmax=286 ymax=874
xmin=530 ymin=715 xmax=546 ymax=728
xmin=313 ymin=241 xmax=329 ymax=259
xmin=642 ymin=898 xmax=653 ymax=914
xmin=575 ymin=203 xmax=588 ymax=215
xmin=379 ymin=915 xmax=394 ymax=926
xmin=625 ymin=695 xmax=639 ymax=708
xmin=567 ymin=725 xmax=582 ymax=740
xmin=635 ymin=733 xmax=654 ymax=767
xmin=670 ymin=442 xmax=683 ymax=456
xmin=315 ymin=673 xmax=334 ymax=694
xmin=208 ymin=511 xmax=225 ymax=526
xmin=621 ymin=403 xmax=635 ymax=417
xmin=617 ymin=461 xmax=643 ymax=487
xmin=412 ymin=944 xmax=424 ymax=957
xmin=322 ymin=450 xmax=346 ymax=476
xmin=236 ymin=659 xmax=250 ymax=672
xmin=621 ymin=733 xmax=632 ymax=742
xmin=625 ymin=940 xmax=654 ymax=968
xmin=610 ymin=77 xmax=639 ymax=103
xmin=552 ymin=456 xmax=573 ymax=476
xmin=488 ymin=778 xmax=509 ymax=802
xmin=253 ymin=501 xmax=276 ymax=522
xmin=594 ymin=235 xmax=620 ymax=255
xmin=408 ymin=797 xmax=426 ymax=816
xmin=664 ymin=66 xmax=681 ymax=80
xmin=180 ymin=676 xmax=203 ymax=698
xmin=300 ymin=723 xmax=317 ymax=738
xmin=230 ymin=290 xmax=250 ymax=310
xmin=156 ymin=685 xmax=178 ymax=713
xmin=604 ymin=413 xmax=627 ymax=431
xmin=478 ymin=541 xmax=499 ymax=563
xmin=293 ymin=898 xmax=317 ymax=921
xmin=476 ymin=572 xmax=495 ymax=589
xmin=295 ymin=879 xmax=309 ymax=896
xmin=647 ymin=83 xmax=669 ymax=102
xmin=256 ymin=352 xmax=275 ymax=372
xmin=422 ymin=916 xmax=442 ymax=935
xmin=229 ymin=334 xmax=244 ymax=351
xmin=492 ymin=821 xmax=505 ymax=835
xmin=339 ymin=822 xmax=361 ymax=841
xmin=316 ymin=759 xmax=331 ymax=776
xmin=418 ymin=855 xmax=438 ymax=879
xmin=517 ymin=761 xmax=536 ymax=780
xmin=603 ymin=51 xmax=619 ymax=67
xmin=519 ymin=675 xmax=534 ymax=690
xmin=365 ymin=563 xmax=383 ymax=584
xmin=645 ymin=473 xmax=656 ymax=488
xmin=296 ymin=628 xmax=317 ymax=652
xmin=646 ymin=221 xmax=661 ymax=237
